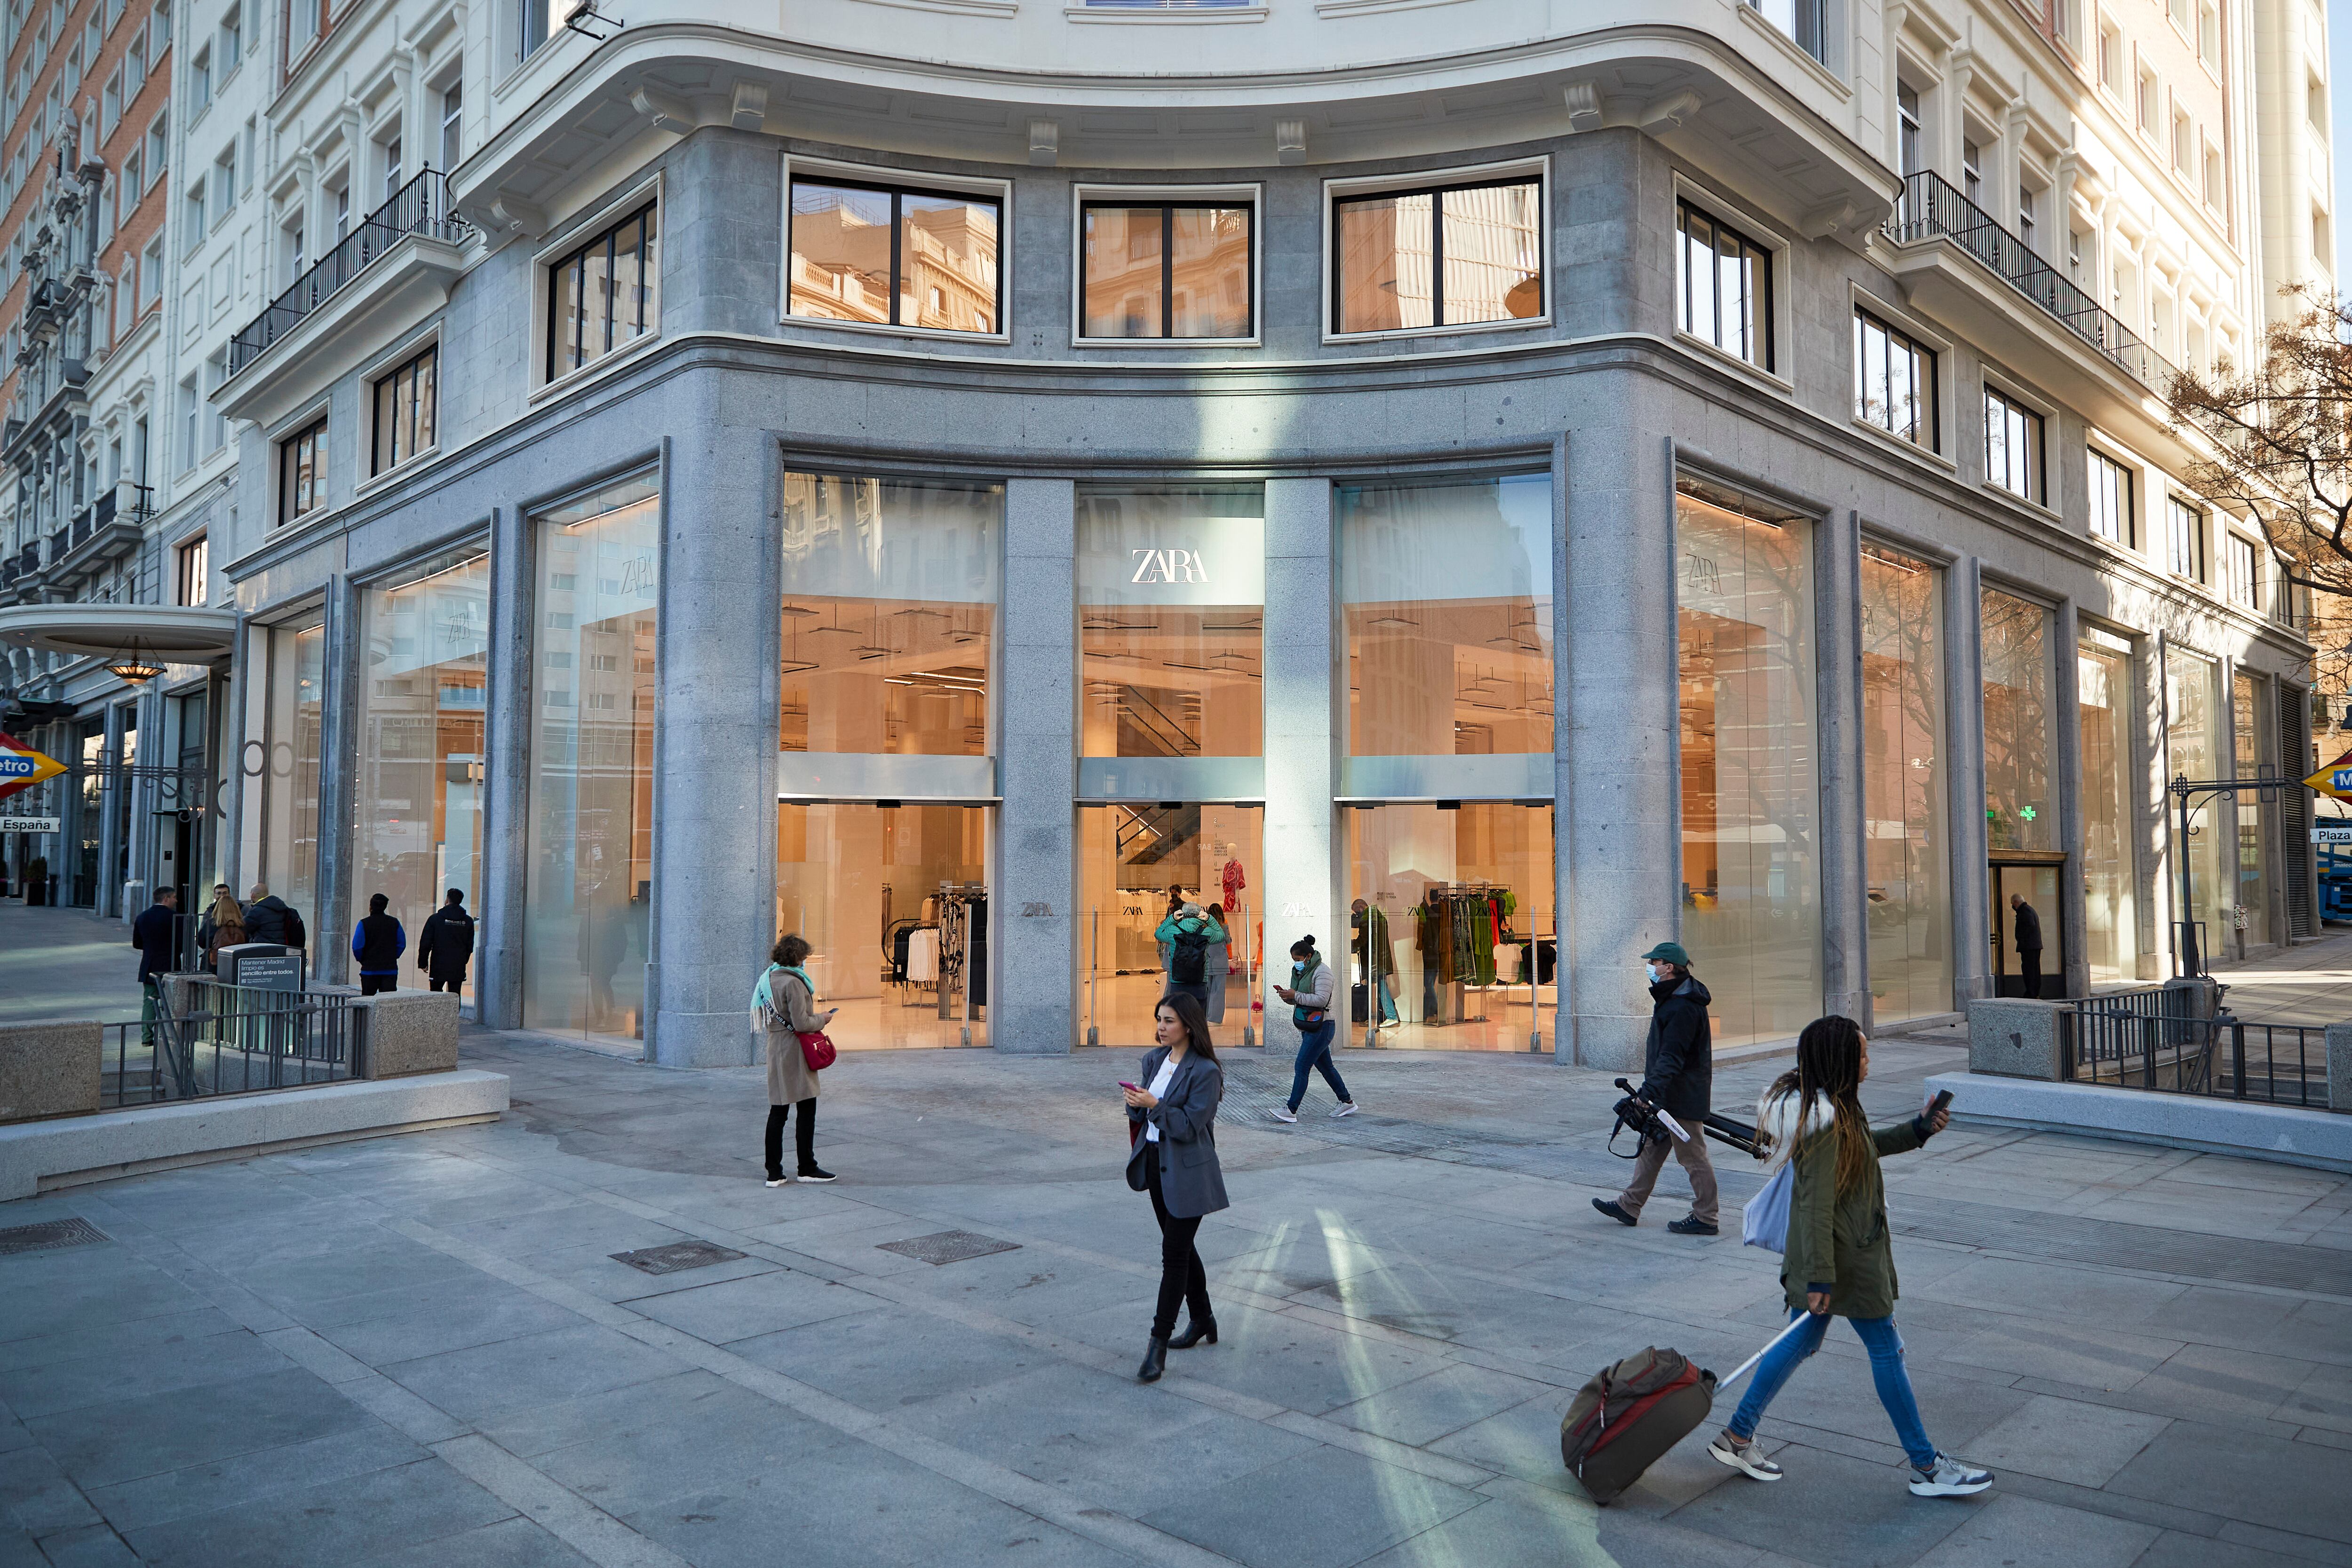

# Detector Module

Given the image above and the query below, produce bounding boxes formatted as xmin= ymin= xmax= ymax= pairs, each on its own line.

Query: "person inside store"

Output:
xmin=1270 ymin=934 xmax=1358 ymax=1124
xmin=132 ymin=885 xmax=179 ymax=1045
xmin=418 ymin=888 xmax=477 ymax=994
xmin=1593 ymin=940 xmax=1720 ymax=1236
xmin=351 ymin=893 xmax=407 ymax=996
xmin=754 ymin=933 xmax=837 ymax=1186
xmin=1156 ymin=898 xmax=1226 ymax=1010
xmin=1123 ymin=990 xmax=1226 ymax=1382
xmin=1350 ymin=898 xmax=1400 ymax=1032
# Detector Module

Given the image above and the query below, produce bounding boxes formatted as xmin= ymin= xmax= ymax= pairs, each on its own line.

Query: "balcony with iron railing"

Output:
xmin=1884 ymin=170 xmax=2181 ymax=394
xmin=229 ymin=171 xmax=472 ymax=375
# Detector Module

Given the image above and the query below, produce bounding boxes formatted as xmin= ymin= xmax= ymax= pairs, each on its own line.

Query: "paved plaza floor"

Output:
xmin=0 ymin=1021 xmax=2348 ymax=1568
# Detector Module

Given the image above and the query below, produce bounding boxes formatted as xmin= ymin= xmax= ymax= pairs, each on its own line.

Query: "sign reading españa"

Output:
xmin=0 ymin=734 xmax=65 ymax=803
xmin=2304 ymin=749 xmax=2352 ymax=800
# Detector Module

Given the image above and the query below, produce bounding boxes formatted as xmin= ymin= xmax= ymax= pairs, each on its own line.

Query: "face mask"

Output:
xmin=1645 ymin=962 xmax=1668 ymax=984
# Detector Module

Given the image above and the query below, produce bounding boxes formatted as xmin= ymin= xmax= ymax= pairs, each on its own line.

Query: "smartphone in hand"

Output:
xmin=1926 ymin=1088 xmax=1954 ymax=1117
xmin=1119 ymin=1082 xmax=1141 ymax=1093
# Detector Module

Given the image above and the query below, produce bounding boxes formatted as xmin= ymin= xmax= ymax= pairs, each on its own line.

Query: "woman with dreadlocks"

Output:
xmin=1707 ymin=1014 xmax=1993 ymax=1499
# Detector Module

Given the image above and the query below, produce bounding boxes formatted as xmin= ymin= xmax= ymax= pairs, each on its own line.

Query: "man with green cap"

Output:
xmin=1593 ymin=941 xmax=1718 ymax=1235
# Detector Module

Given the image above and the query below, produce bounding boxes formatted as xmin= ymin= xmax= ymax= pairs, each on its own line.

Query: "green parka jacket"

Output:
xmin=1758 ymin=1084 xmax=1934 ymax=1320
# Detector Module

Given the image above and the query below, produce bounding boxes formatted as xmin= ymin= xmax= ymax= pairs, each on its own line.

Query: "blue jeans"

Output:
xmin=1727 ymin=1309 xmax=1937 ymax=1472
xmin=1287 ymin=1020 xmax=1349 ymax=1111
xmin=1375 ymin=975 xmax=1398 ymax=1023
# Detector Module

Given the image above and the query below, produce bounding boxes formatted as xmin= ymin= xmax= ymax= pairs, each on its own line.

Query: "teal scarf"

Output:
xmin=1292 ymin=958 xmax=1326 ymax=1029
xmin=752 ymin=964 xmax=816 ymax=1029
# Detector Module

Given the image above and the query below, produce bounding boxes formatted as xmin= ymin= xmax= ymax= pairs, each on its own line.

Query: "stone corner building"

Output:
xmin=155 ymin=0 xmax=2337 ymax=1068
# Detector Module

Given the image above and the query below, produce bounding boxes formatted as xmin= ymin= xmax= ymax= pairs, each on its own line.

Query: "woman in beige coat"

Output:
xmin=754 ymin=933 xmax=836 ymax=1185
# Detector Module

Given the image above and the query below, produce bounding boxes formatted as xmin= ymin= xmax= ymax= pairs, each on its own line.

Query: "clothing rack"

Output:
xmin=935 ymin=881 xmax=988 ymax=1042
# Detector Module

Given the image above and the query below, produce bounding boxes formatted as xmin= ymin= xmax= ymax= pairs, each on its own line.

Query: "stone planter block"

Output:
xmin=358 ymin=992 xmax=461 ymax=1079
xmin=1967 ymin=998 xmax=2066 ymax=1080
xmin=0 ymin=1022 xmax=102 ymax=1124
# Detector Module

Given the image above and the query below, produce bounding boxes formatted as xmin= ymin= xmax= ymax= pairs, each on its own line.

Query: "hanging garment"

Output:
xmin=1221 ymin=858 xmax=1247 ymax=914
xmin=906 ymin=927 xmax=941 ymax=984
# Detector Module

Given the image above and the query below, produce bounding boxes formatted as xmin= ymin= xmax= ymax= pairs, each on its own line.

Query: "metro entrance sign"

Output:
xmin=2304 ymin=749 xmax=2352 ymax=800
xmin=0 ymin=734 xmax=64 ymax=803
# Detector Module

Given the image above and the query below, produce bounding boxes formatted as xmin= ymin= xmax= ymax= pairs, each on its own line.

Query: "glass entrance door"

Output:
xmin=776 ymin=802 xmax=990 ymax=1049
xmin=1079 ymin=803 xmax=1263 ymax=1049
xmin=1989 ymin=861 xmax=2062 ymax=998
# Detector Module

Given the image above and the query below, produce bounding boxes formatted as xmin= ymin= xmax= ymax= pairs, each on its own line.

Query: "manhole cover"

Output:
xmin=877 ymin=1230 xmax=1020 ymax=1266
xmin=610 ymin=1241 xmax=748 ymax=1276
xmin=0 ymin=1218 xmax=110 ymax=1257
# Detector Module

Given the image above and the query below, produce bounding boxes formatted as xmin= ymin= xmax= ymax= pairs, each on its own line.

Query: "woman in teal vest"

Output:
xmin=1270 ymin=935 xmax=1357 ymax=1124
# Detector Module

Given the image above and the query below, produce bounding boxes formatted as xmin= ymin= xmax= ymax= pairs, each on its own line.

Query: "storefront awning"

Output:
xmin=0 ymin=603 xmax=238 ymax=659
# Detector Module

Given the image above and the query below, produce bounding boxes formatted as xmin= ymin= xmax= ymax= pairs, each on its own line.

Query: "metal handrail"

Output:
xmin=1884 ymin=170 xmax=2181 ymax=393
xmin=228 ymin=171 xmax=472 ymax=373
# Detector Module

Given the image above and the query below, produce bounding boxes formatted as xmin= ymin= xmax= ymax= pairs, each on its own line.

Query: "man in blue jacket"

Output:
xmin=352 ymin=893 xmax=407 ymax=996
xmin=1593 ymin=941 xmax=1720 ymax=1236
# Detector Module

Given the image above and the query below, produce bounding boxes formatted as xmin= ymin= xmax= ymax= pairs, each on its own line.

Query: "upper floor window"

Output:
xmin=2168 ymin=496 xmax=2205 ymax=582
xmin=1674 ymin=199 xmax=1772 ymax=370
xmin=438 ymin=84 xmax=461 ymax=172
xmin=519 ymin=0 xmax=549 ymax=60
xmin=175 ymin=534 xmax=207 ymax=606
xmin=1746 ymin=0 xmax=1824 ymax=61
xmin=1080 ymin=199 xmax=1252 ymax=341
xmin=190 ymin=45 xmax=210 ymax=111
xmin=1331 ymin=172 xmax=1541 ymax=337
xmin=787 ymin=174 xmax=1000 ymax=336
xmin=371 ymin=343 xmax=437 ymax=475
xmin=1854 ymin=308 xmax=1936 ymax=449
xmin=278 ymin=413 xmax=327 ymax=525
xmin=2088 ymin=447 xmax=2133 ymax=546
xmin=219 ymin=5 xmax=240 ymax=71
xmin=1962 ymin=139 xmax=1984 ymax=203
xmin=288 ymin=0 xmax=323 ymax=55
xmin=1896 ymin=83 xmax=1923 ymax=175
xmin=1984 ymin=386 xmax=2041 ymax=501
xmin=2222 ymin=532 xmax=2258 ymax=608
xmin=545 ymin=198 xmax=659 ymax=381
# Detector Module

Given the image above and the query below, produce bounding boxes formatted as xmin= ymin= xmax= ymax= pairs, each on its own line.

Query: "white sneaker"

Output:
xmin=1708 ymin=1431 xmax=1782 ymax=1482
xmin=764 ymin=1176 xmax=791 ymax=1188
xmin=1908 ymin=1454 xmax=1993 ymax=1497
xmin=1330 ymin=1102 xmax=1359 ymax=1118
xmin=1270 ymin=1107 xmax=1298 ymax=1124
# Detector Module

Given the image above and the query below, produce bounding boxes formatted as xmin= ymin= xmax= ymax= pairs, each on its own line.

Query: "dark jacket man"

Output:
xmin=418 ymin=892 xmax=477 ymax=989
xmin=352 ymin=894 xmax=406 ymax=995
xmin=131 ymin=891 xmax=179 ymax=983
xmin=243 ymin=891 xmax=298 ymax=945
xmin=1637 ymin=969 xmax=1714 ymax=1120
xmin=2011 ymin=897 xmax=2043 ymax=954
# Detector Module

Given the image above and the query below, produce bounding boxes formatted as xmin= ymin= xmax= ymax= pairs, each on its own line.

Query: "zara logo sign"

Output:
xmin=1129 ymin=548 xmax=1210 ymax=585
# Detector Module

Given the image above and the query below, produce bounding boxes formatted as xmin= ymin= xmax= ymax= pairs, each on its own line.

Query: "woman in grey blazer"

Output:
xmin=1123 ymin=990 xmax=1229 ymax=1383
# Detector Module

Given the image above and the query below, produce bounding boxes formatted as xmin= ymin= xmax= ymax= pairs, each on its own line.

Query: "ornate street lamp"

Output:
xmin=104 ymin=637 xmax=165 ymax=684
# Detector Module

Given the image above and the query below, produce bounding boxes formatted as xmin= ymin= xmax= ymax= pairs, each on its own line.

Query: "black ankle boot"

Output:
xmin=1137 ymin=1336 xmax=1168 ymax=1382
xmin=1168 ymin=1318 xmax=1217 ymax=1349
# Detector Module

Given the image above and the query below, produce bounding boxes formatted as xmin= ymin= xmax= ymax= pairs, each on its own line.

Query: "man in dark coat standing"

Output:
xmin=2010 ymin=892 xmax=2044 ymax=997
xmin=1594 ymin=941 xmax=1720 ymax=1236
xmin=417 ymin=889 xmax=476 ymax=993
xmin=132 ymin=886 xmax=179 ymax=1044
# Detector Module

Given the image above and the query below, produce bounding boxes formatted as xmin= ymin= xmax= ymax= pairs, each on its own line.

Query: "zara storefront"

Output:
xmin=213 ymin=23 xmax=2314 ymax=1075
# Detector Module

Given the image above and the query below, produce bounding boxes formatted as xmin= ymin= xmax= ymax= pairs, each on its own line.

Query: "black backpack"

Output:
xmin=284 ymin=906 xmax=308 ymax=951
xmin=1170 ymin=920 xmax=1210 ymax=984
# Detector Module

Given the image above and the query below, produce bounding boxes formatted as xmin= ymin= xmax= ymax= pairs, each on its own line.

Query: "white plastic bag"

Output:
xmin=1742 ymin=1162 xmax=1793 ymax=1253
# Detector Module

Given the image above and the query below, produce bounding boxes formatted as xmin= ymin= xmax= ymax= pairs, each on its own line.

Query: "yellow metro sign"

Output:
xmin=2304 ymin=749 xmax=2352 ymax=800
xmin=0 ymin=736 xmax=64 ymax=803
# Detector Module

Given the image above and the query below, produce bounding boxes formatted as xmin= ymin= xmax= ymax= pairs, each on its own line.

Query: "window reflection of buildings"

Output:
xmin=1980 ymin=588 xmax=2055 ymax=853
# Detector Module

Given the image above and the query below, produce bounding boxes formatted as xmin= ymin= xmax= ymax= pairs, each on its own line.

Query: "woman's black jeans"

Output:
xmin=764 ymin=1098 xmax=816 ymax=1178
xmin=1144 ymin=1144 xmax=1211 ymax=1340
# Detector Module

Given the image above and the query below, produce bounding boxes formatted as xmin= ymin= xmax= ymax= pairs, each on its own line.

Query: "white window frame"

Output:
xmin=778 ymin=155 xmax=1011 ymax=348
xmin=1320 ymin=154 xmax=1551 ymax=346
xmin=1669 ymin=176 xmax=1791 ymax=389
xmin=532 ymin=173 xmax=666 ymax=398
xmin=2086 ymin=440 xmax=2138 ymax=549
xmin=1069 ymin=181 xmax=1261 ymax=349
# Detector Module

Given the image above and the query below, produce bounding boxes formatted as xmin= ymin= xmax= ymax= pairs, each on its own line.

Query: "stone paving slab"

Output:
xmin=0 ymin=1027 xmax=2346 ymax=1566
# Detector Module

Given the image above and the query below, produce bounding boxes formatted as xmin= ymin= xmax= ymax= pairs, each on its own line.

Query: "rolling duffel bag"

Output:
xmin=1561 ymin=1314 xmax=1813 ymax=1505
